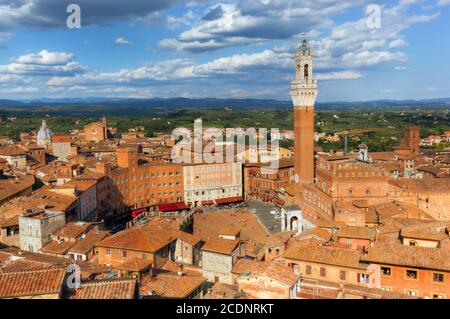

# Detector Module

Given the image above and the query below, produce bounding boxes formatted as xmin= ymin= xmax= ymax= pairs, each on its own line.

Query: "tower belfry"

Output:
xmin=291 ymin=36 xmax=317 ymax=194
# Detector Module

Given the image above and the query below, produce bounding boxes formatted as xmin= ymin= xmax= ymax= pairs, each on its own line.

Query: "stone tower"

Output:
xmin=291 ymin=37 xmax=317 ymax=194
xmin=404 ymin=126 xmax=420 ymax=154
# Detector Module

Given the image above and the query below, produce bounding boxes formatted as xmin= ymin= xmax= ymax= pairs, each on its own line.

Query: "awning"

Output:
xmin=158 ymin=202 xmax=189 ymax=212
xmin=201 ymin=200 xmax=215 ymax=206
xmin=215 ymin=196 xmax=244 ymax=205
xmin=131 ymin=208 xmax=147 ymax=217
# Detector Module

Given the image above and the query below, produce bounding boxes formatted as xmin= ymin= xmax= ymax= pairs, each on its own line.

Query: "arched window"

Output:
xmin=304 ymin=64 xmax=309 ymax=80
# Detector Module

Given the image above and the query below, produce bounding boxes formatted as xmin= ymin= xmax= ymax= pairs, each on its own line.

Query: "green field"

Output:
xmin=1 ymin=107 xmax=449 ymax=152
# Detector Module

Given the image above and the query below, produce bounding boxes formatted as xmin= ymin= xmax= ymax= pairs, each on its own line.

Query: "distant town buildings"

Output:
xmin=0 ymin=38 xmax=448 ymax=300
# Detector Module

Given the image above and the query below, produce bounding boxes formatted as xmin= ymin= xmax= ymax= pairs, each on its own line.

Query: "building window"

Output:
xmin=142 ymin=253 xmax=147 ymax=260
xmin=409 ymin=240 xmax=418 ymax=246
xmin=105 ymin=249 xmax=110 ymax=255
xmin=405 ymin=290 xmax=417 ymax=297
xmin=122 ymin=250 xmax=127 ymax=258
xmin=433 ymin=273 xmax=444 ymax=283
xmin=340 ymin=271 xmax=346 ymax=281
xmin=320 ymin=267 xmax=326 ymax=277
xmin=406 ymin=270 xmax=418 ymax=280
xmin=433 ymin=294 xmax=444 ymax=299
xmin=381 ymin=267 xmax=391 ymax=276
xmin=306 ymin=265 xmax=312 ymax=275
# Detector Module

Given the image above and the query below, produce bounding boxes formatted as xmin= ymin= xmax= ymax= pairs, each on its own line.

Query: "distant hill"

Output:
xmin=0 ymin=97 xmax=449 ymax=116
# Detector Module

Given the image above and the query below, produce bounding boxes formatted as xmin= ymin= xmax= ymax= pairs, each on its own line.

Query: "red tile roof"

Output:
xmin=69 ymin=279 xmax=137 ymax=299
xmin=0 ymin=267 xmax=66 ymax=298
xmin=140 ymin=272 xmax=206 ymax=298
xmin=232 ymin=259 xmax=299 ymax=287
xmin=95 ymin=225 xmax=175 ymax=253
xmin=202 ymin=237 xmax=240 ymax=255
xmin=284 ymin=244 xmax=367 ymax=269
xmin=68 ymin=230 xmax=110 ymax=255
xmin=361 ymin=243 xmax=450 ymax=271
xmin=51 ymin=134 xmax=71 ymax=143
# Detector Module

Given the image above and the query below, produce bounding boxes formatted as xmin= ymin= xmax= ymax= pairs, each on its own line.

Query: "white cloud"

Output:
xmin=0 ymin=86 xmax=39 ymax=94
xmin=316 ymin=71 xmax=363 ymax=81
xmin=0 ymin=31 xmax=12 ymax=47
xmin=159 ymin=1 xmax=367 ymax=52
xmin=0 ymin=0 xmax=180 ymax=29
xmin=15 ymin=50 xmax=74 ymax=65
xmin=389 ymin=39 xmax=408 ymax=49
xmin=0 ymin=50 xmax=85 ymax=76
xmin=115 ymin=37 xmax=133 ymax=45
xmin=438 ymin=0 xmax=450 ymax=6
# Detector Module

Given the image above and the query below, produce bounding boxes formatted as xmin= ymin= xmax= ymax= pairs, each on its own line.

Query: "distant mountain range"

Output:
xmin=0 ymin=97 xmax=449 ymax=116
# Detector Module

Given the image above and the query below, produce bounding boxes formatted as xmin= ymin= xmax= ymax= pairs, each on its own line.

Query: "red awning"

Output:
xmin=215 ymin=196 xmax=244 ymax=205
xmin=131 ymin=208 xmax=147 ymax=217
xmin=158 ymin=202 xmax=189 ymax=212
xmin=131 ymin=208 xmax=147 ymax=214
xmin=201 ymin=200 xmax=215 ymax=206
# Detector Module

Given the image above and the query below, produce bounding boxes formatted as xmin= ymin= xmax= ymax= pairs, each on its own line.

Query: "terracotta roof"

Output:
xmin=96 ymin=225 xmax=175 ymax=253
xmin=0 ymin=267 xmax=66 ymax=298
xmin=41 ymin=240 xmax=75 ymax=255
xmin=161 ymin=261 xmax=203 ymax=276
xmin=375 ymin=202 xmax=433 ymax=221
xmin=51 ymin=134 xmax=71 ymax=143
xmin=315 ymin=219 xmax=345 ymax=229
xmin=218 ymin=225 xmax=241 ymax=237
xmin=204 ymin=283 xmax=244 ymax=299
xmin=361 ymin=243 xmax=450 ymax=271
xmin=400 ymin=222 xmax=450 ymax=242
xmin=337 ymin=226 xmax=376 ymax=241
xmin=63 ymin=179 xmax=97 ymax=192
xmin=193 ymin=210 xmax=268 ymax=245
xmin=173 ymin=231 xmax=202 ymax=246
xmin=0 ymin=146 xmax=26 ymax=157
xmin=232 ymin=259 xmax=299 ymax=287
xmin=0 ymin=247 xmax=111 ymax=280
xmin=69 ymin=279 xmax=137 ymax=299
xmin=299 ymin=278 xmax=415 ymax=299
xmin=389 ymin=178 xmax=450 ymax=192
xmin=297 ymin=228 xmax=333 ymax=242
xmin=0 ymin=215 xmax=19 ymax=228
xmin=264 ymin=231 xmax=294 ymax=248
xmin=114 ymin=259 xmax=153 ymax=272
xmin=201 ymin=237 xmax=239 ymax=255
xmin=140 ymin=272 xmax=206 ymax=298
xmin=53 ymin=222 xmax=91 ymax=240
xmin=68 ymin=230 xmax=110 ymax=255
xmin=284 ymin=244 xmax=366 ymax=269
xmin=0 ymin=174 xmax=35 ymax=203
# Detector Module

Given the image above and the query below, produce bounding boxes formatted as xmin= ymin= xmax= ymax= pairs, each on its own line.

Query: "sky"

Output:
xmin=0 ymin=0 xmax=449 ymax=102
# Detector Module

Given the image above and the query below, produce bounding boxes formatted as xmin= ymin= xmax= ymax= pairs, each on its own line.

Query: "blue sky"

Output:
xmin=0 ymin=0 xmax=449 ymax=102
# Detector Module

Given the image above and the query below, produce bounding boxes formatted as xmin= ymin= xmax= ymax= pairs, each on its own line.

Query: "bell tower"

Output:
xmin=291 ymin=37 xmax=317 ymax=194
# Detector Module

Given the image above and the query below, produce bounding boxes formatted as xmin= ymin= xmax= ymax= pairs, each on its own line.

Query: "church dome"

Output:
xmin=37 ymin=120 xmax=53 ymax=146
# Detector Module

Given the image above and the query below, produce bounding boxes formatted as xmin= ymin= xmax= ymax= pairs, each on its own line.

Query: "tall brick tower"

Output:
xmin=291 ymin=37 xmax=317 ymax=194
xmin=404 ymin=126 xmax=420 ymax=154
